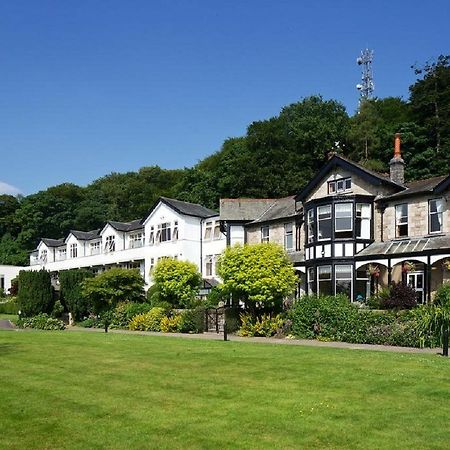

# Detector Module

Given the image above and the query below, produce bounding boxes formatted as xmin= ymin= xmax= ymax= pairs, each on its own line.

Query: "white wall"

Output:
xmin=0 ymin=265 xmax=23 ymax=294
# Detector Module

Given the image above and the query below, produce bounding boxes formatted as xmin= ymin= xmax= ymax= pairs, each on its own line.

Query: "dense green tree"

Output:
xmin=80 ymin=268 xmax=145 ymax=331
xmin=59 ymin=269 xmax=94 ymax=320
xmin=17 ymin=270 xmax=53 ymax=317
xmin=151 ymin=258 xmax=202 ymax=308
xmin=217 ymin=243 xmax=297 ymax=312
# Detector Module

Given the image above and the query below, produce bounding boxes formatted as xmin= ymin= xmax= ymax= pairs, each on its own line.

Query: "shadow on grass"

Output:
xmin=0 ymin=343 xmax=23 ymax=356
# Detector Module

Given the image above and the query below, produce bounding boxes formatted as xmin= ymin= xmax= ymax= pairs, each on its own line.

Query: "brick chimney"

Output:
xmin=389 ymin=133 xmax=405 ymax=185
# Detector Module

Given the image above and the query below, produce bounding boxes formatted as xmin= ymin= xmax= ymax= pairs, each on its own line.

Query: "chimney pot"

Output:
xmin=390 ymin=133 xmax=405 ymax=185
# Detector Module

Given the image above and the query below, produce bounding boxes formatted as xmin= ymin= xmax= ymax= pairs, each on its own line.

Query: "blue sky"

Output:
xmin=0 ymin=0 xmax=449 ymax=195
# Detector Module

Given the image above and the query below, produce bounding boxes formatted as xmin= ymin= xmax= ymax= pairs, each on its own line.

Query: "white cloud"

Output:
xmin=0 ymin=181 xmax=22 ymax=196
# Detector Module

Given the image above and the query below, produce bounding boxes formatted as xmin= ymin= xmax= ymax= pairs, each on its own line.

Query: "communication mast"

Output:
xmin=356 ymin=49 xmax=374 ymax=102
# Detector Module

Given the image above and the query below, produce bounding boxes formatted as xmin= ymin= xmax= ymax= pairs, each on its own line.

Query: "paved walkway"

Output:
xmin=0 ymin=319 xmax=15 ymax=330
xmin=64 ymin=326 xmax=441 ymax=355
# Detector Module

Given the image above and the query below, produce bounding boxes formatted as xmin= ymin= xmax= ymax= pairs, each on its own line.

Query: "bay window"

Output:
xmin=307 ymin=267 xmax=316 ymax=294
xmin=335 ymin=265 xmax=352 ymax=298
xmin=307 ymin=209 xmax=315 ymax=243
xmin=318 ymin=265 xmax=332 ymax=295
xmin=317 ymin=205 xmax=332 ymax=240
xmin=335 ymin=203 xmax=353 ymax=238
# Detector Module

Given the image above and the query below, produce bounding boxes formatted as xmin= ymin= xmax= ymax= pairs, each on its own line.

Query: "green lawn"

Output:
xmin=0 ymin=331 xmax=449 ymax=449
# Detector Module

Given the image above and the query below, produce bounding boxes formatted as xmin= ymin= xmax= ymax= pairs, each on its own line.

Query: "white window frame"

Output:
xmin=335 ymin=264 xmax=353 ymax=299
xmin=205 ymin=255 xmax=213 ymax=276
xmin=328 ymin=177 xmax=352 ymax=194
xmin=307 ymin=209 xmax=315 ymax=243
xmin=204 ymin=222 xmax=213 ymax=240
xmin=429 ymin=198 xmax=443 ymax=234
xmin=129 ymin=232 xmax=143 ymax=248
xmin=149 ymin=226 xmax=155 ymax=245
xmin=284 ymin=223 xmax=294 ymax=250
xmin=317 ymin=204 xmax=332 ymax=241
xmin=90 ymin=241 xmax=100 ymax=255
xmin=356 ymin=203 xmax=371 ymax=239
xmin=105 ymin=235 xmax=115 ymax=252
xmin=70 ymin=243 xmax=78 ymax=258
xmin=173 ymin=221 xmax=179 ymax=240
xmin=335 ymin=203 xmax=353 ymax=237
xmin=158 ymin=223 xmax=171 ymax=242
xmin=395 ymin=204 xmax=408 ymax=238
xmin=261 ymin=226 xmax=269 ymax=243
xmin=213 ymin=223 xmax=221 ymax=240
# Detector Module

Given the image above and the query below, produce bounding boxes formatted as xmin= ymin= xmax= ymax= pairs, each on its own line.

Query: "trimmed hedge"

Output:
xmin=289 ymin=295 xmax=427 ymax=348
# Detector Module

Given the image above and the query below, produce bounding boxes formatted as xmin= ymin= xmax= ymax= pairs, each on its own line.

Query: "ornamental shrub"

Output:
xmin=112 ymin=301 xmax=152 ymax=328
xmin=380 ymin=282 xmax=417 ymax=310
xmin=129 ymin=307 xmax=167 ymax=332
xmin=238 ymin=313 xmax=284 ymax=337
xmin=17 ymin=313 xmax=65 ymax=330
xmin=17 ymin=270 xmax=54 ymax=317
xmin=59 ymin=269 xmax=94 ymax=321
xmin=160 ymin=314 xmax=184 ymax=333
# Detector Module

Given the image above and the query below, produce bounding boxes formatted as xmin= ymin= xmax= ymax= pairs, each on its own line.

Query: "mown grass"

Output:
xmin=0 ymin=330 xmax=449 ymax=449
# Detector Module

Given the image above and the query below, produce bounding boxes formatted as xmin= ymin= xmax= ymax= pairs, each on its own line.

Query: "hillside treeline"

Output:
xmin=1 ymin=55 xmax=449 ymax=265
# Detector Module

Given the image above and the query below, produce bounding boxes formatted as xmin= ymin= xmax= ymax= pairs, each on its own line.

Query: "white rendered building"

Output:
xmin=29 ymin=197 xmax=226 ymax=288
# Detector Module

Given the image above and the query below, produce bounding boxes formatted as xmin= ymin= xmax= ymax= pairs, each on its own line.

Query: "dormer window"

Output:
xmin=328 ymin=177 xmax=351 ymax=194
xmin=173 ymin=221 xmax=179 ymax=240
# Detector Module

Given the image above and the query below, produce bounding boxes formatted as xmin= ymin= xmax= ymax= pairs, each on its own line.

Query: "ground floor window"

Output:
xmin=307 ymin=267 xmax=316 ymax=294
xmin=335 ymin=265 xmax=352 ymax=298
xmin=318 ymin=265 xmax=332 ymax=296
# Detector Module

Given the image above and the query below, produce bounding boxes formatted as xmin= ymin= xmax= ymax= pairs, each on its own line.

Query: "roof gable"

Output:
xmin=295 ymin=155 xmax=404 ymax=202
xmin=143 ymin=197 xmax=217 ymax=225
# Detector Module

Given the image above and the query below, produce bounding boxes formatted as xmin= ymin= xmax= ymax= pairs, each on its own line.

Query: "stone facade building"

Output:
xmin=219 ymin=137 xmax=450 ymax=302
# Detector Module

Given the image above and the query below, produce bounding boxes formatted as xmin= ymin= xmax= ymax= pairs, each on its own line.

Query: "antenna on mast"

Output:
xmin=356 ymin=48 xmax=374 ymax=103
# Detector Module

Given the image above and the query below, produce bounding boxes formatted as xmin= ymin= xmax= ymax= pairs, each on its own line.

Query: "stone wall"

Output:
xmin=382 ymin=193 xmax=450 ymax=240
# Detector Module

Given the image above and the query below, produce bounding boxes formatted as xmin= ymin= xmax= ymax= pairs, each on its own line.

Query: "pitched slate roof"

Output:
xmin=381 ymin=175 xmax=448 ymax=201
xmin=296 ymin=154 xmax=404 ymax=202
xmin=219 ymin=198 xmax=277 ymax=221
xmin=69 ymin=229 xmax=101 ymax=240
xmin=249 ymin=196 xmax=297 ymax=224
xmin=107 ymin=219 xmax=144 ymax=232
xmin=159 ymin=197 xmax=218 ymax=218
xmin=41 ymin=238 xmax=65 ymax=248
